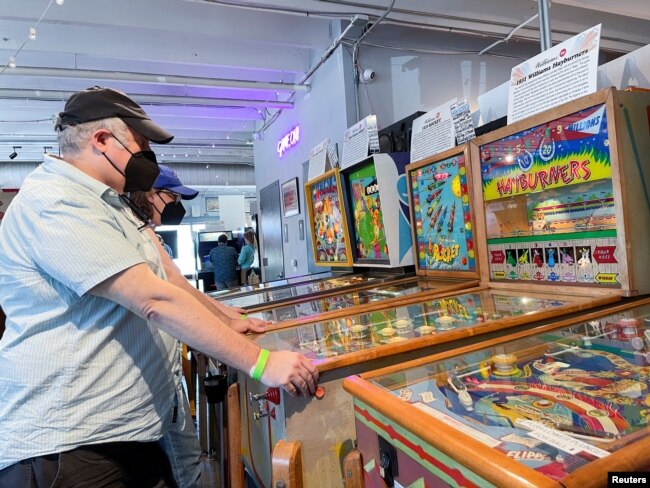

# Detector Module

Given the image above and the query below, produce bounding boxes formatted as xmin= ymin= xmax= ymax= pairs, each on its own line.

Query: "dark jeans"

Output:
xmin=0 ymin=441 xmax=177 ymax=488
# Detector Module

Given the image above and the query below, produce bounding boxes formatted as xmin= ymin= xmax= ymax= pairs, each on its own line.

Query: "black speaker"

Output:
xmin=474 ymin=115 xmax=507 ymax=137
xmin=378 ymin=111 xmax=426 ymax=153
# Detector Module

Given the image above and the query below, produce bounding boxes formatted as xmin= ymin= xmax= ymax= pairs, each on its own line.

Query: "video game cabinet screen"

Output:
xmin=478 ymin=103 xmax=618 ymax=286
xmin=408 ymin=151 xmax=477 ymax=272
xmin=345 ymin=160 xmax=389 ymax=264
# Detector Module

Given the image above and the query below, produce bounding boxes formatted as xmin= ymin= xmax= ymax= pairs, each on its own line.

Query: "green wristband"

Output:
xmin=251 ymin=349 xmax=270 ymax=381
xmin=240 ymin=314 xmax=248 ymax=319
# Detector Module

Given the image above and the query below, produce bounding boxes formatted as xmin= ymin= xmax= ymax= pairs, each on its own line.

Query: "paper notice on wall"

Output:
xmin=341 ymin=115 xmax=378 ymax=169
xmin=450 ymin=97 xmax=476 ymax=144
xmin=410 ymin=99 xmax=457 ymax=163
xmin=508 ymin=24 xmax=601 ymax=124
xmin=308 ymin=138 xmax=330 ymax=180
xmin=327 ymin=142 xmax=339 ymax=168
xmin=367 ymin=115 xmax=380 ymax=153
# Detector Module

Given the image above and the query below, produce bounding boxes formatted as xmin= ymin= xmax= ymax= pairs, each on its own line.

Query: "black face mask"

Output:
xmin=156 ymin=193 xmax=186 ymax=225
xmin=103 ymin=134 xmax=160 ymax=192
xmin=160 ymin=201 xmax=186 ymax=225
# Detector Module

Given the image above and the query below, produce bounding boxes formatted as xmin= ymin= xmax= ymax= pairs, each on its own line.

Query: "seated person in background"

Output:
xmin=238 ymin=229 xmax=257 ymax=284
xmin=209 ymin=234 xmax=239 ymax=290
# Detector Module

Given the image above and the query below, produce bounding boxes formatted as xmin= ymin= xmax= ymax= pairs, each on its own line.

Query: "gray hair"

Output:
xmin=55 ymin=116 xmax=131 ymax=156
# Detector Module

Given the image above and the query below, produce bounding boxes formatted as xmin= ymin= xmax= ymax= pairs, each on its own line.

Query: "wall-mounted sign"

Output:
xmin=277 ymin=125 xmax=300 ymax=158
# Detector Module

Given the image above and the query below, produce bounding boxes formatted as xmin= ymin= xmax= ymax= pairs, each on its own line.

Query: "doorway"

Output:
xmin=259 ymin=180 xmax=284 ymax=281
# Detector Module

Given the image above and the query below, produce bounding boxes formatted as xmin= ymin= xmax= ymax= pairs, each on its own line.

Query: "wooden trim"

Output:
xmin=405 ymin=143 xmax=482 ymax=280
xmin=343 ymin=449 xmax=364 ymax=488
xmin=262 ymin=279 xmax=479 ymax=331
xmin=344 ymin=376 xmax=558 ymax=488
xmin=226 ymin=383 xmax=245 ymax=488
xmin=242 ymin=274 xmax=421 ymax=313
xmin=359 ymin=295 xmax=648 ymax=380
xmin=312 ymin=291 xmax=618 ymax=374
xmin=562 ymin=431 xmax=650 ymax=487
xmin=272 ymin=440 xmax=304 ymax=488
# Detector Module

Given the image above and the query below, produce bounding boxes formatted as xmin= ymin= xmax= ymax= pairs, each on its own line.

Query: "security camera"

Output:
xmin=360 ymin=68 xmax=376 ymax=83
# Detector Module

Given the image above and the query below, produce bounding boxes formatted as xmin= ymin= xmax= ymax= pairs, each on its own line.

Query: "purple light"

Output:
xmin=277 ymin=126 xmax=300 ymax=158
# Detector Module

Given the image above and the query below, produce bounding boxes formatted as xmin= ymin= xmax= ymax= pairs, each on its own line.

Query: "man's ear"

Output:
xmin=91 ymin=129 xmax=112 ymax=153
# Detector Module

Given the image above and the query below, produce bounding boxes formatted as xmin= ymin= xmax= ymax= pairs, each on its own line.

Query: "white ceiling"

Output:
xmin=0 ymin=0 xmax=648 ymax=174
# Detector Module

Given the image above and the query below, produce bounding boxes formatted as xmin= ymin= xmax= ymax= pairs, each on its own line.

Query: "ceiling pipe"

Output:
xmin=257 ymin=15 xmax=363 ymax=134
xmin=479 ymin=13 xmax=540 ymax=55
xmin=2 ymin=67 xmax=310 ymax=93
xmin=538 ymin=0 xmax=553 ymax=52
xmin=0 ymin=89 xmax=294 ymax=109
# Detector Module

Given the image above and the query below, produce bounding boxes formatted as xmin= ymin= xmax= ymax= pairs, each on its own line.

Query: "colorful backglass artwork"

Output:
xmin=478 ymin=104 xmax=620 ymax=286
xmin=409 ymin=153 xmax=476 ymax=271
xmin=346 ymin=161 xmax=389 ymax=263
xmin=306 ymin=170 xmax=351 ymax=266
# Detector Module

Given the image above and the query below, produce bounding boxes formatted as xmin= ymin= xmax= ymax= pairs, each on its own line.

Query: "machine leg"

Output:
xmin=343 ymin=449 xmax=364 ymax=488
xmin=227 ymin=383 xmax=245 ymax=488
xmin=272 ymin=440 xmax=303 ymax=488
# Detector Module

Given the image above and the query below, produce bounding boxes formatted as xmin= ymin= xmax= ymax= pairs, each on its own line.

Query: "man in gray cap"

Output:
xmin=0 ymin=87 xmax=318 ymax=487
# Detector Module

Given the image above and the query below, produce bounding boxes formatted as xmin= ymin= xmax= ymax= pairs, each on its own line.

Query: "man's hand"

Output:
xmin=261 ymin=351 xmax=319 ymax=397
xmin=230 ymin=316 xmax=269 ymax=334
xmin=221 ymin=306 xmax=247 ymax=320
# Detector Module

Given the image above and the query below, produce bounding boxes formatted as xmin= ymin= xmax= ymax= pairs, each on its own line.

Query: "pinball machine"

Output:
xmin=343 ymin=297 xmax=650 ymax=487
xmin=237 ymin=287 xmax=617 ymax=487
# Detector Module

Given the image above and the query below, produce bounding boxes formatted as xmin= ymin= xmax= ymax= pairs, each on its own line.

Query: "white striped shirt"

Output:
xmin=0 ymin=155 xmax=176 ymax=469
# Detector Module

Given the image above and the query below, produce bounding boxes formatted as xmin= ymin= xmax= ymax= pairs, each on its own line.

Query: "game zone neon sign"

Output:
xmin=277 ymin=126 xmax=300 ymax=158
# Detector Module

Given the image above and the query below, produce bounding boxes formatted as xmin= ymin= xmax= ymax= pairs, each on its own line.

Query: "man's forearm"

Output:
xmin=92 ymin=264 xmax=260 ymax=373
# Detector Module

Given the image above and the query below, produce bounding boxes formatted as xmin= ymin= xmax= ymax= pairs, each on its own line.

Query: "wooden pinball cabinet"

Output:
xmin=343 ymin=297 xmax=650 ymax=488
xmin=233 ymin=287 xmax=618 ymax=487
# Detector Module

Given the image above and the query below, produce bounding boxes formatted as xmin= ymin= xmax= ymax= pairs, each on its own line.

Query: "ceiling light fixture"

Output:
xmin=9 ymin=146 xmax=21 ymax=160
xmin=8 ymin=56 xmax=16 ymax=69
xmin=28 ymin=28 xmax=37 ymax=41
xmin=55 ymin=0 xmax=64 ymax=5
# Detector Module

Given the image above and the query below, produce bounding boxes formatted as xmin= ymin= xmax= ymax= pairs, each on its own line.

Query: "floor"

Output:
xmin=200 ymin=454 xmax=221 ymax=487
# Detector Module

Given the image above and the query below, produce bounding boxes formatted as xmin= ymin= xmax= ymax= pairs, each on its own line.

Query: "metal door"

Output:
xmin=259 ymin=180 xmax=284 ymax=281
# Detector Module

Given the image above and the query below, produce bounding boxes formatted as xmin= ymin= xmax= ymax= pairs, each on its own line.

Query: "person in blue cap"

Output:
xmin=130 ymin=165 xmax=267 ymax=487
xmin=130 ymin=164 xmax=198 ymax=229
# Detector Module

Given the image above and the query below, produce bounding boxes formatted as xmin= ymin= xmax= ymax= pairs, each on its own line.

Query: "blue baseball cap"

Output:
xmin=153 ymin=165 xmax=199 ymax=200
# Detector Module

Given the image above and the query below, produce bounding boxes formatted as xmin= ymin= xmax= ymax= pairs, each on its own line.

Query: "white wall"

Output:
xmin=253 ymin=33 xmax=354 ymax=278
xmin=353 ymin=27 xmax=542 ymax=127
xmin=218 ymin=194 xmax=246 ymax=231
